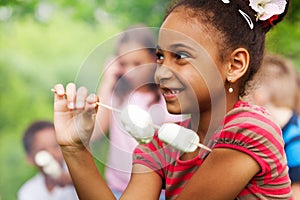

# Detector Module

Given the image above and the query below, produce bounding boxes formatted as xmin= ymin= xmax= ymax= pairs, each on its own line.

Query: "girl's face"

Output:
xmin=118 ymin=43 xmax=156 ymax=87
xmin=155 ymin=9 xmax=227 ymax=114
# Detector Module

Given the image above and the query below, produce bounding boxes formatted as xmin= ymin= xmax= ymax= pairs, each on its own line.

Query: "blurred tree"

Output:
xmin=286 ymin=0 xmax=300 ymax=22
xmin=1 ymin=0 xmax=299 ymax=25
xmin=0 ymin=0 xmax=170 ymax=26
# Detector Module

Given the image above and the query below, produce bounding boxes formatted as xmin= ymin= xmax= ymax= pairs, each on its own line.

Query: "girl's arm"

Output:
xmin=62 ymin=146 xmax=116 ymax=200
xmin=63 ymin=148 xmax=163 ymax=200
xmin=63 ymin=147 xmax=163 ymax=200
xmin=121 ymin=164 xmax=164 ymax=200
xmin=53 ymin=83 xmax=162 ymax=200
xmin=54 ymin=83 xmax=114 ymax=199
xmin=177 ymin=148 xmax=260 ymax=200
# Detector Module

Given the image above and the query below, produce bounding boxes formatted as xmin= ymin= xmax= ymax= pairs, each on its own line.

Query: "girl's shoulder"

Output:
xmin=215 ymin=100 xmax=285 ymax=166
xmin=214 ymin=101 xmax=291 ymax=198
xmin=230 ymin=100 xmax=271 ymax=116
xmin=224 ymin=100 xmax=278 ymax=129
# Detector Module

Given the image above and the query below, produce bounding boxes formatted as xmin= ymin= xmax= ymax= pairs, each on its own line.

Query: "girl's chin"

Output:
xmin=166 ymin=104 xmax=182 ymax=115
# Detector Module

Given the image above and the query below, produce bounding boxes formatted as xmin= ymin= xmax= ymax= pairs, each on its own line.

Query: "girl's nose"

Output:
xmin=154 ymin=64 xmax=173 ymax=85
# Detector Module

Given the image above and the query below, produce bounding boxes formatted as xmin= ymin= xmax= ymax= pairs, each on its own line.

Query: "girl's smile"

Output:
xmin=155 ymin=10 xmax=227 ymax=116
xmin=159 ymin=86 xmax=184 ymax=101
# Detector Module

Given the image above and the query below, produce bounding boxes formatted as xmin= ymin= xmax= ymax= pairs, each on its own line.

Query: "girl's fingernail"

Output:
xmin=87 ymin=95 xmax=95 ymax=102
xmin=57 ymin=90 xmax=64 ymax=95
xmin=76 ymin=102 xmax=84 ymax=108
xmin=69 ymin=102 xmax=74 ymax=109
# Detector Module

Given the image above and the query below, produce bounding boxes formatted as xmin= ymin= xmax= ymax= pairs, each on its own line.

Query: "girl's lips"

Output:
xmin=160 ymin=87 xmax=183 ymax=100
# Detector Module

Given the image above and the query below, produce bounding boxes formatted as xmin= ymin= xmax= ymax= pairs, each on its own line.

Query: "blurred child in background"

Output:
xmin=18 ymin=120 xmax=78 ymax=200
xmin=246 ymin=54 xmax=300 ymax=199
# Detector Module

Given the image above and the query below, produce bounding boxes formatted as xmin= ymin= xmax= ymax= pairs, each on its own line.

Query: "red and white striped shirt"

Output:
xmin=133 ymin=101 xmax=292 ymax=199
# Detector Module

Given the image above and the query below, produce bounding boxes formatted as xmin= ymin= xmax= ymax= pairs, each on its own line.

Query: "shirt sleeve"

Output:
xmin=133 ymin=135 xmax=167 ymax=179
xmin=213 ymin=107 xmax=287 ymax=177
xmin=133 ymin=120 xmax=190 ymax=179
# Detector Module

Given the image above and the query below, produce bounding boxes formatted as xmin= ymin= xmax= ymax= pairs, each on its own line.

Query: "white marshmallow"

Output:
xmin=34 ymin=150 xmax=62 ymax=179
xmin=158 ymin=123 xmax=199 ymax=152
xmin=121 ymin=105 xmax=155 ymax=143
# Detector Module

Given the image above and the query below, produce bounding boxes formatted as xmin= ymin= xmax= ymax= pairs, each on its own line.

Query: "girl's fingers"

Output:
xmin=86 ymin=93 xmax=98 ymax=105
xmin=76 ymin=87 xmax=88 ymax=109
xmin=86 ymin=94 xmax=99 ymax=113
xmin=66 ymin=83 xmax=76 ymax=109
xmin=54 ymin=83 xmax=97 ymax=112
xmin=54 ymin=84 xmax=65 ymax=102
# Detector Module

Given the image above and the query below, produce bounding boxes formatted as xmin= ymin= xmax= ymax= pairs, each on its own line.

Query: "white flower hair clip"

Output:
xmin=221 ymin=0 xmax=287 ymax=29
xmin=249 ymin=0 xmax=287 ymax=21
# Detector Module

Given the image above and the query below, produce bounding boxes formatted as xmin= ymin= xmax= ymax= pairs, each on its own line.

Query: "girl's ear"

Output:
xmin=226 ymin=48 xmax=249 ymax=83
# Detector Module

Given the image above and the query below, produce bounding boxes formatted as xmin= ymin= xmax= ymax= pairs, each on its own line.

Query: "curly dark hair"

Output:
xmin=22 ymin=120 xmax=54 ymax=154
xmin=165 ymin=0 xmax=289 ymax=96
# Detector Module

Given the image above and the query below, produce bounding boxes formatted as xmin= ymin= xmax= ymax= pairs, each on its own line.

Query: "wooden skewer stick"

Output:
xmin=95 ymin=102 xmax=121 ymax=113
xmin=194 ymin=142 xmax=212 ymax=152
xmin=51 ymin=88 xmax=121 ymax=113
xmin=50 ymin=88 xmax=58 ymax=93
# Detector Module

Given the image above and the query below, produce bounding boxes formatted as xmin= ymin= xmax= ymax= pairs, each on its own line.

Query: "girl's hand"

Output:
xmin=101 ymin=57 xmax=124 ymax=91
xmin=53 ymin=83 xmax=98 ymax=148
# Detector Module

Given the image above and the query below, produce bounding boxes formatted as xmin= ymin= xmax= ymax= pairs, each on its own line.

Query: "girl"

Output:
xmin=53 ymin=0 xmax=292 ymax=199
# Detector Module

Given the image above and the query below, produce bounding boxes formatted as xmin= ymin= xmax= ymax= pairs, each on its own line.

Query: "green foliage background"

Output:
xmin=0 ymin=1 xmax=299 ymax=199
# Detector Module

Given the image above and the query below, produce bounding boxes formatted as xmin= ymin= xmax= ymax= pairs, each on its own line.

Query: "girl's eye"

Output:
xmin=175 ymin=52 xmax=190 ymax=60
xmin=174 ymin=51 xmax=191 ymax=65
xmin=156 ymin=52 xmax=164 ymax=64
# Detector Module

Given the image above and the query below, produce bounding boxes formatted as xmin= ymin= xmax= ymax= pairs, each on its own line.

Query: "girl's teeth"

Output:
xmin=169 ymin=90 xmax=180 ymax=94
xmin=163 ymin=88 xmax=181 ymax=95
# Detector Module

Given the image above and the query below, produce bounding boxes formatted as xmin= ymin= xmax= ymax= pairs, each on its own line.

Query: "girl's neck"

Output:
xmin=191 ymin=95 xmax=239 ymax=143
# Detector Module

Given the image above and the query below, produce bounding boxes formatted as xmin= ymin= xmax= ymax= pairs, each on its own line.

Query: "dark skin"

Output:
xmin=53 ymin=7 xmax=260 ymax=200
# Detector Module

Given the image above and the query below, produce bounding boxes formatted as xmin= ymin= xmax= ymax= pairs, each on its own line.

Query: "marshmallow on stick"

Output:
xmin=120 ymin=105 xmax=156 ymax=144
xmin=158 ymin=123 xmax=212 ymax=152
xmin=94 ymin=103 xmax=156 ymax=143
xmin=34 ymin=150 xmax=62 ymax=179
